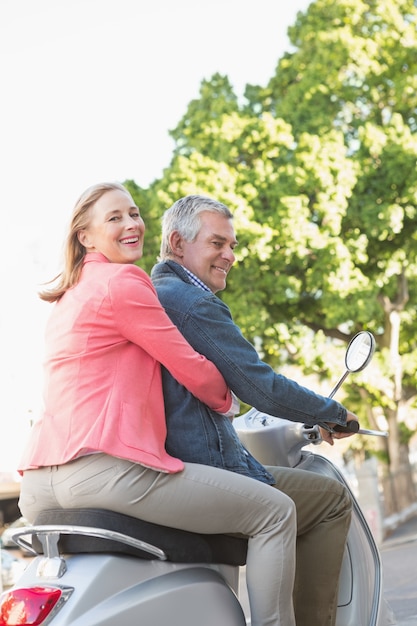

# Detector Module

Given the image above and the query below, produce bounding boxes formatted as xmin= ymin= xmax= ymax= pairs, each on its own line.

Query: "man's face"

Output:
xmin=177 ymin=211 xmax=238 ymax=293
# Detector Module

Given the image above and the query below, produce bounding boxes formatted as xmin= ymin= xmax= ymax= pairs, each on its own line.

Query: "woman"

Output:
xmin=19 ymin=182 xmax=297 ymax=626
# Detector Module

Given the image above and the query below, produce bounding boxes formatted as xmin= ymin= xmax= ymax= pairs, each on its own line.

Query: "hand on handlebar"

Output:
xmin=319 ymin=411 xmax=360 ymax=446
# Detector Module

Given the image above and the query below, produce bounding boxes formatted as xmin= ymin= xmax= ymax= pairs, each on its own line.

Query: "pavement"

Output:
xmin=382 ymin=511 xmax=417 ymax=548
xmin=380 ymin=507 xmax=417 ymax=626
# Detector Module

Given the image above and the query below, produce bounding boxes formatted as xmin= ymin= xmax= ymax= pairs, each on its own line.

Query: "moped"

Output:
xmin=0 ymin=331 xmax=396 ymax=625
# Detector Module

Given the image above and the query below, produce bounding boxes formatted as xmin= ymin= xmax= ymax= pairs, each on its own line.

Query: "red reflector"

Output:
xmin=0 ymin=587 xmax=62 ymax=625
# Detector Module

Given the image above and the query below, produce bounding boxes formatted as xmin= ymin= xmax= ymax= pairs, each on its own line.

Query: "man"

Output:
xmin=151 ymin=195 xmax=360 ymax=626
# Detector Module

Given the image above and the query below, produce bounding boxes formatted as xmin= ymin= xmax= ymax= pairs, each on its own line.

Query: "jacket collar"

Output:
xmin=83 ymin=252 xmax=111 ymax=265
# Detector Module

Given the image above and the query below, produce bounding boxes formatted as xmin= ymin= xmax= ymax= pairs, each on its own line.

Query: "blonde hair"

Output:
xmin=40 ymin=182 xmax=130 ymax=303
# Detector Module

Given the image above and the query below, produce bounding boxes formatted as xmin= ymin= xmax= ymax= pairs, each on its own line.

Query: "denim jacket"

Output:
xmin=151 ymin=260 xmax=347 ymax=485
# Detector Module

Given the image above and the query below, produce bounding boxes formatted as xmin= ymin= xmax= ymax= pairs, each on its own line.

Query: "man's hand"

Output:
xmin=319 ymin=411 xmax=360 ymax=446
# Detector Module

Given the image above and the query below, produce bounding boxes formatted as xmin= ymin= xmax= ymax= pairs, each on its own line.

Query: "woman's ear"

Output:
xmin=169 ymin=231 xmax=184 ymax=257
xmin=77 ymin=230 xmax=92 ymax=249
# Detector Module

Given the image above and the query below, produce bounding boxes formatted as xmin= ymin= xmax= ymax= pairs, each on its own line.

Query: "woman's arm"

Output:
xmin=110 ymin=266 xmax=232 ymax=414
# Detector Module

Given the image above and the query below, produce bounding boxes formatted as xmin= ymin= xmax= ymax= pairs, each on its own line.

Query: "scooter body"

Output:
xmin=6 ymin=555 xmax=245 ymax=626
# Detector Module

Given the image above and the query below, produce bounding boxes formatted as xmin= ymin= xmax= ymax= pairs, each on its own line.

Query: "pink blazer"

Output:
xmin=19 ymin=253 xmax=232 ymax=474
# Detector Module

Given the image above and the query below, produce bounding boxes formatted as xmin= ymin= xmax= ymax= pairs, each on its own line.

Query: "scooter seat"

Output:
xmin=33 ymin=508 xmax=248 ymax=566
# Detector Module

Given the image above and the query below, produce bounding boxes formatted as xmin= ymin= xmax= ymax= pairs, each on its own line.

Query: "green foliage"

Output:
xmin=258 ymin=0 xmax=417 ymax=137
xmin=170 ymin=73 xmax=240 ymax=160
xmin=398 ymin=420 xmax=416 ymax=446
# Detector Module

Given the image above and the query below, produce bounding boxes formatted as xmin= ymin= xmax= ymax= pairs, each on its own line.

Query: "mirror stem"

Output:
xmin=328 ymin=370 xmax=350 ymax=399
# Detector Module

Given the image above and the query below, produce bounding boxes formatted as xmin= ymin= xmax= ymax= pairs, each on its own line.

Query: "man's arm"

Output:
xmin=178 ymin=294 xmax=347 ymax=427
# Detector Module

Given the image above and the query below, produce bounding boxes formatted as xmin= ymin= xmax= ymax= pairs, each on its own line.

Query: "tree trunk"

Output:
xmin=377 ymin=275 xmax=416 ymax=513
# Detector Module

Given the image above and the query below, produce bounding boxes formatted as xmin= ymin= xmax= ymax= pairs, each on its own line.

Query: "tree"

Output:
xmin=131 ymin=0 xmax=417 ymax=514
xmin=256 ymin=0 xmax=417 ymax=511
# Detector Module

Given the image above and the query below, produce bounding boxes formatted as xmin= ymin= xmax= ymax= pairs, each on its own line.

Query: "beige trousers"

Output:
xmin=20 ymin=454 xmax=297 ymax=626
xmin=266 ymin=466 xmax=352 ymax=626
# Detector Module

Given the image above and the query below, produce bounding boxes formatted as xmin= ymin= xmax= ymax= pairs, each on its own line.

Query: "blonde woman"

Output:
xmin=19 ymin=182 xmax=298 ymax=626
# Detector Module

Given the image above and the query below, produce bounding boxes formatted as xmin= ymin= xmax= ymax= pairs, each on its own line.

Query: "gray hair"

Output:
xmin=160 ymin=195 xmax=233 ymax=259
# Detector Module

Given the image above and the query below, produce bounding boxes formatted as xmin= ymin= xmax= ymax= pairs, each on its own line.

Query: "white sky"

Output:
xmin=0 ymin=0 xmax=311 ymax=473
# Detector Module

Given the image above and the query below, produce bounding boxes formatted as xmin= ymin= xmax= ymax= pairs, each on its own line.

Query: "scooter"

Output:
xmin=0 ymin=331 xmax=396 ymax=626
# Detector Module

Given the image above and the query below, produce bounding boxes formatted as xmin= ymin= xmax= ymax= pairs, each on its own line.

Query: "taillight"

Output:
xmin=0 ymin=586 xmax=73 ymax=625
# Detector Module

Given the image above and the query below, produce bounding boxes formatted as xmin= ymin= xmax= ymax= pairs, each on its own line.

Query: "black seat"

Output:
xmin=33 ymin=508 xmax=248 ymax=566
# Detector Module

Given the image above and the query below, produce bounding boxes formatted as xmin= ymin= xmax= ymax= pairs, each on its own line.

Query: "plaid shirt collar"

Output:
xmin=183 ymin=267 xmax=212 ymax=293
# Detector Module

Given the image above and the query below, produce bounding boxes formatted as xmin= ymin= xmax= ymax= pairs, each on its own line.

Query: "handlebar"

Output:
xmin=333 ymin=421 xmax=360 ymax=434
xmin=320 ymin=420 xmax=388 ymax=437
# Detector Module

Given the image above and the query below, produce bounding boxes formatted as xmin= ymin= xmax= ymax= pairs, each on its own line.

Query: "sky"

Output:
xmin=0 ymin=0 xmax=312 ymax=474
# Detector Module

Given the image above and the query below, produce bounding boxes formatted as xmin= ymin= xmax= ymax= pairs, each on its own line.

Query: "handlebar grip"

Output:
xmin=333 ymin=421 xmax=360 ymax=434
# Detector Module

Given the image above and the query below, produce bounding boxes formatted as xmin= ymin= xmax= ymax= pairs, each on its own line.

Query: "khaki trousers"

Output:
xmin=20 ymin=454 xmax=297 ymax=626
xmin=266 ymin=465 xmax=352 ymax=626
